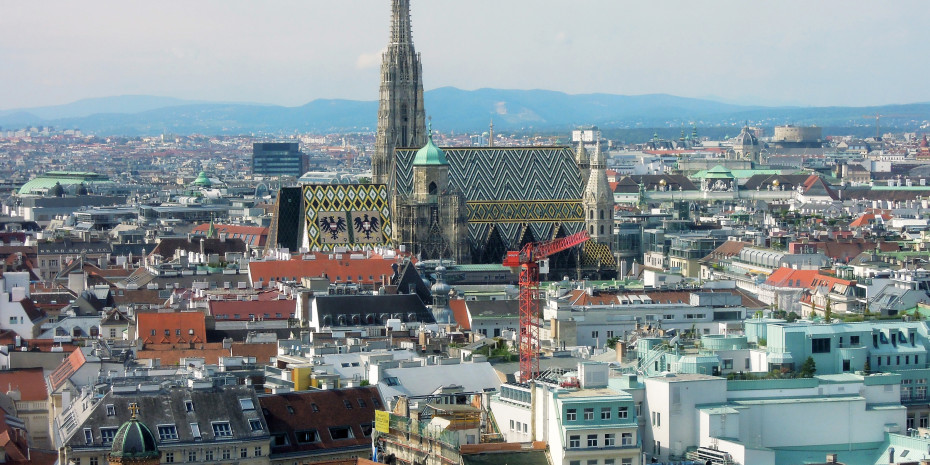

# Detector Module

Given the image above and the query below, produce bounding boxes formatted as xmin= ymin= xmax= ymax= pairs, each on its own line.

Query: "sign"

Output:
xmin=375 ymin=410 xmax=390 ymax=434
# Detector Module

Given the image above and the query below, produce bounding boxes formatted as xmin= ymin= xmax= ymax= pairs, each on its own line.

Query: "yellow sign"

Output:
xmin=375 ymin=410 xmax=390 ymax=434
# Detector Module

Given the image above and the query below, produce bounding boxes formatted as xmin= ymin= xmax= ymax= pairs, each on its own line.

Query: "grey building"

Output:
xmin=252 ymin=142 xmax=305 ymax=178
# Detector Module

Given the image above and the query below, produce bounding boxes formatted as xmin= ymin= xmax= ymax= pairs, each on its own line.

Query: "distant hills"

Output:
xmin=1 ymin=87 xmax=928 ymax=136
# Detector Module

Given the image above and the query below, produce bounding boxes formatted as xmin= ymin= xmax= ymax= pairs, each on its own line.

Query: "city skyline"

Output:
xmin=2 ymin=0 xmax=929 ymax=111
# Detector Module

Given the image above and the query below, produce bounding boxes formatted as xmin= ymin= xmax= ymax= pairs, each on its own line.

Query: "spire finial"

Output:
xmin=129 ymin=402 xmax=139 ymax=419
xmin=428 ymin=116 xmax=432 ymax=137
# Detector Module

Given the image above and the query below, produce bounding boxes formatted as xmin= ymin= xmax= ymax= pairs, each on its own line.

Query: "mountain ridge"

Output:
xmin=1 ymin=88 xmax=928 ymax=136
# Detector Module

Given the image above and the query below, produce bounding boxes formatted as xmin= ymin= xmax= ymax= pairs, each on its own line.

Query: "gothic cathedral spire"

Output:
xmin=372 ymin=0 xmax=427 ymax=186
xmin=582 ymin=140 xmax=614 ymax=245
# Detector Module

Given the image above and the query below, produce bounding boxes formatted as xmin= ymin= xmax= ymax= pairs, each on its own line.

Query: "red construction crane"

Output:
xmin=503 ymin=230 xmax=590 ymax=382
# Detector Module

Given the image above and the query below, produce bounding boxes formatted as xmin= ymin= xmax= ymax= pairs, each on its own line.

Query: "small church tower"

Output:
xmin=393 ymin=125 xmax=469 ymax=262
xmin=582 ymin=141 xmax=614 ymax=245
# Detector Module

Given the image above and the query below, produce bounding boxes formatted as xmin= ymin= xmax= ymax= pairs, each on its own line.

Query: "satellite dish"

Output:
xmin=669 ymin=335 xmax=680 ymax=347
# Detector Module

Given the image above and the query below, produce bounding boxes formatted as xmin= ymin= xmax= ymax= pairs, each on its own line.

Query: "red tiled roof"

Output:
xmin=248 ymin=255 xmax=397 ymax=286
xmin=258 ymin=387 xmax=384 ymax=455
xmin=0 ymin=368 xmax=47 ymax=401
xmin=849 ymin=213 xmax=892 ymax=228
xmin=449 ymin=299 xmax=470 ymax=330
xmin=765 ymin=268 xmax=821 ymax=288
xmin=191 ymin=223 xmax=269 ymax=247
xmin=136 ymin=311 xmax=207 ymax=345
xmin=208 ymin=299 xmax=296 ymax=321
xmin=48 ymin=348 xmax=87 ymax=391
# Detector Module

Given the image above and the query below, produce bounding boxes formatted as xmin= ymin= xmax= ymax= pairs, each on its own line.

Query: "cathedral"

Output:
xmin=270 ymin=0 xmax=617 ymax=277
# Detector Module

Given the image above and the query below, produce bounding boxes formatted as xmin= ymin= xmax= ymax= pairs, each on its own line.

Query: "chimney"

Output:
xmin=826 ymin=453 xmax=837 ymax=463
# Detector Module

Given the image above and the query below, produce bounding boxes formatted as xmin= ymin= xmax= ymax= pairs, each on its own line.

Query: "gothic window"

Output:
xmin=600 ymin=225 xmax=604 ymax=235
xmin=589 ymin=210 xmax=594 ymax=219
xmin=428 ymin=182 xmax=437 ymax=195
xmin=599 ymin=210 xmax=604 ymax=220
xmin=589 ymin=225 xmax=594 ymax=234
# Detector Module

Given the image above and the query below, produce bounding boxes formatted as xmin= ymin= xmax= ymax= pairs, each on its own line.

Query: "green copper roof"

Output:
xmin=110 ymin=417 xmax=159 ymax=459
xmin=413 ymin=126 xmax=448 ymax=166
xmin=18 ymin=171 xmax=111 ymax=195
xmin=696 ymin=165 xmax=736 ymax=179
xmin=192 ymin=171 xmax=213 ymax=187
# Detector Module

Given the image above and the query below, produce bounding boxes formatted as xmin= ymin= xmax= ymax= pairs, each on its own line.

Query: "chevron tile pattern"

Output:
xmin=303 ymin=184 xmax=393 ymax=251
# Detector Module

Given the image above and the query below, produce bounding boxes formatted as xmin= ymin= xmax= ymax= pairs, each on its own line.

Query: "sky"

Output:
xmin=1 ymin=0 xmax=929 ymax=110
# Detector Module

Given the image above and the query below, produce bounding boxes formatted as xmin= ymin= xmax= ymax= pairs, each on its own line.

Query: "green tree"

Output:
xmin=823 ymin=297 xmax=832 ymax=322
xmin=799 ymin=356 xmax=817 ymax=378
xmin=757 ymin=337 xmax=767 ymax=347
xmin=786 ymin=311 xmax=800 ymax=323
xmin=863 ymin=357 xmax=871 ymax=374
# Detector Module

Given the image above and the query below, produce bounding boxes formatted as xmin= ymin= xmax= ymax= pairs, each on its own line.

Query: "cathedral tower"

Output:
xmin=372 ymin=0 xmax=427 ymax=185
xmin=582 ymin=141 xmax=614 ymax=245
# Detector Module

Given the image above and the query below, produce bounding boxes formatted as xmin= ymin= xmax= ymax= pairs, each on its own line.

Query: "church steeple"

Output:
xmin=582 ymin=141 xmax=614 ymax=245
xmin=373 ymin=0 xmax=427 ymax=186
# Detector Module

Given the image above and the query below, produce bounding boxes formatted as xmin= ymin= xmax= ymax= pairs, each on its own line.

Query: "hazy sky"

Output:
xmin=2 ymin=0 xmax=928 ymax=110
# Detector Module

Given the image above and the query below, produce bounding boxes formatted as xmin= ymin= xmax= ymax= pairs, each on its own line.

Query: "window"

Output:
xmin=190 ymin=423 xmax=201 ymax=439
xmin=185 ymin=400 xmax=194 ymax=412
xmin=607 ymin=330 xmax=614 ymax=338
xmin=515 ymin=421 xmax=521 ymax=431
xmin=510 ymin=420 xmax=515 ymax=431
xmin=312 ymin=403 xmax=320 ymax=412
xmin=157 ymin=425 xmax=179 ymax=441
xmin=165 ymin=452 xmax=174 ymax=463
xmin=592 ymin=330 xmax=599 ymax=339
xmin=222 ymin=449 xmax=231 ymax=460
xmin=618 ymin=406 xmax=628 ymax=419
xmin=151 ymin=329 xmax=156 ymax=336
xmin=601 ymin=407 xmax=611 ymax=420
xmin=296 ymin=430 xmax=319 ymax=443
xmin=286 ymin=406 xmax=295 ymax=414
xmin=272 ymin=433 xmax=290 ymax=447
xmin=358 ymin=398 xmax=367 ymax=408
xmin=588 ymin=460 xmax=598 ymax=465
xmin=164 ymin=329 xmax=170 ymax=337
xmin=566 ymin=408 xmax=576 ymax=421
xmin=604 ymin=433 xmax=615 ymax=446
xmin=329 ymin=426 xmax=354 ymax=440
xmin=344 ymin=399 xmax=353 ymax=409
xmin=105 ymin=403 xmax=116 ymax=416
xmin=569 ymin=435 xmax=580 ymax=448
xmin=622 ymin=432 xmax=634 ymax=446
xmin=90 ymin=458 xmax=99 ymax=465
xmin=843 ymin=359 xmax=851 ymax=371
xmin=584 ymin=408 xmax=594 ymax=420
xmin=241 ymin=448 xmax=248 ymax=458
xmin=255 ymin=446 xmax=263 ymax=457
xmin=188 ymin=451 xmax=197 ymax=462
xmin=850 ymin=335 xmax=860 ymax=346
xmin=652 ymin=412 xmax=660 ymax=427
xmin=362 ymin=422 xmax=374 ymax=437
xmin=723 ymin=359 xmax=733 ymax=370
xmin=811 ymin=337 xmax=831 ymax=353
xmin=605 ymin=460 xmax=615 ymax=465
xmin=110 ymin=328 xmax=116 ymax=338
xmin=587 ymin=434 xmax=598 ymax=447
xmin=570 ymin=461 xmax=581 ymax=465
xmin=205 ymin=450 xmax=214 ymax=461
xmin=212 ymin=422 xmax=233 ymax=438
xmin=84 ymin=428 xmax=93 ymax=444
xmin=239 ymin=398 xmax=255 ymax=410
xmin=621 ymin=459 xmax=633 ymax=465
xmin=249 ymin=419 xmax=263 ymax=431
xmin=176 ymin=329 xmax=181 ymax=336
xmin=100 ymin=428 xmax=117 ymax=444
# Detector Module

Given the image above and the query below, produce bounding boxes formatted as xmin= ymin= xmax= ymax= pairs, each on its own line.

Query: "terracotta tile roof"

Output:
xmin=702 ymin=240 xmax=750 ymax=261
xmin=191 ymin=223 xmax=269 ymax=247
xmin=0 ymin=368 xmax=47 ymax=401
xmin=765 ymin=268 xmax=821 ymax=288
xmin=248 ymin=254 xmax=397 ymax=286
xmin=135 ymin=346 xmax=230 ymax=365
xmin=230 ymin=342 xmax=278 ymax=364
xmin=208 ymin=299 xmax=296 ymax=321
xmin=849 ymin=212 xmax=892 ymax=228
xmin=47 ymin=348 xmax=87 ymax=391
xmin=449 ymin=299 xmax=470 ymax=330
xmin=258 ymin=386 xmax=384 ymax=456
xmin=136 ymin=311 xmax=207 ymax=345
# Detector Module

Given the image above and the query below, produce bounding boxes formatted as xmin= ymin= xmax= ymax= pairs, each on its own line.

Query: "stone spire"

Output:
xmin=582 ymin=141 xmax=614 ymax=245
xmin=575 ymin=132 xmax=590 ymax=185
xmin=372 ymin=0 xmax=427 ymax=186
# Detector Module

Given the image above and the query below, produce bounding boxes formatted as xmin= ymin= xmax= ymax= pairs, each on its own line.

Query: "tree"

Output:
xmin=863 ymin=357 xmax=871 ymax=374
xmin=799 ymin=356 xmax=817 ymax=378
xmin=823 ymin=297 xmax=832 ymax=322
xmin=786 ymin=312 xmax=800 ymax=323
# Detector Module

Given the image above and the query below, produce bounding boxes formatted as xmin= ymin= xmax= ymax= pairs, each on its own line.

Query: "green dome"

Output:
xmin=192 ymin=171 xmax=213 ymax=187
xmin=413 ymin=128 xmax=448 ymax=166
xmin=109 ymin=417 xmax=159 ymax=460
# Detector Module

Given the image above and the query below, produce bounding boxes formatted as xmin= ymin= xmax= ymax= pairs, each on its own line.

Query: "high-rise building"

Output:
xmin=252 ymin=142 xmax=305 ymax=178
xmin=372 ymin=0 xmax=427 ymax=185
